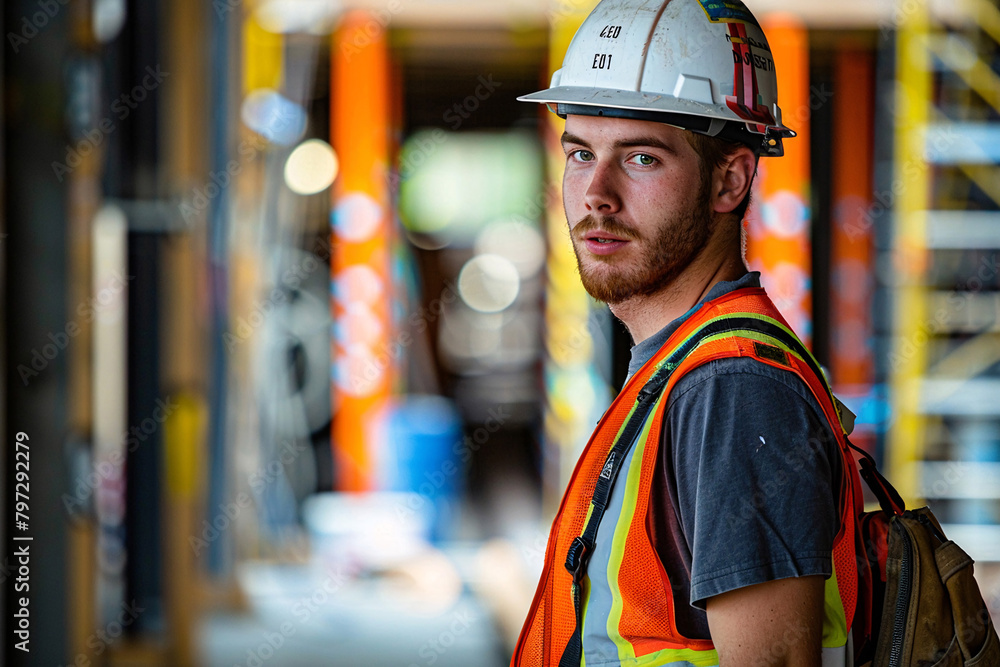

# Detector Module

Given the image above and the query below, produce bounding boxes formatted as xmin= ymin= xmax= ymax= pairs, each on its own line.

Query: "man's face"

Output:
xmin=561 ymin=114 xmax=715 ymax=305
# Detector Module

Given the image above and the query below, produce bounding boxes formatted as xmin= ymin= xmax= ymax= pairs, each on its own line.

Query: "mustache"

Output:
xmin=571 ymin=215 xmax=640 ymax=241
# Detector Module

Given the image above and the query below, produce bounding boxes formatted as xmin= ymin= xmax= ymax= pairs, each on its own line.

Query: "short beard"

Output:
xmin=569 ymin=176 xmax=714 ymax=305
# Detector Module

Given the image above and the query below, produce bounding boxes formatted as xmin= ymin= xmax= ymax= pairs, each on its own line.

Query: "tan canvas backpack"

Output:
xmin=849 ymin=442 xmax=1000 ymax=666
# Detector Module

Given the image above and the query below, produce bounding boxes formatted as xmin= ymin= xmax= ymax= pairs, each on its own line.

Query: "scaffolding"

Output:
xmin=886 ymin=0 xmax=1000 ymax=561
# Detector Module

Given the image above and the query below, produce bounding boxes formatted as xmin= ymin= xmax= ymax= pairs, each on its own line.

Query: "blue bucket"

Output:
xmin=382 ymin=395 xmax=464 ymax=540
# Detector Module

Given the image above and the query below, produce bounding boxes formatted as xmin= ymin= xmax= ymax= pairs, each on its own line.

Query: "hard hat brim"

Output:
xmin=517 ymin=86 xmax=795 ymax=140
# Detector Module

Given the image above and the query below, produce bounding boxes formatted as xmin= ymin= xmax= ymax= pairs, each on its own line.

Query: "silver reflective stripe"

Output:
xmin=822 ymin=630 xmax=852 ymax=667
xmin=822 ymin=645 xmax=847 ymax=667
xmin=580 ymin=426 xmax=644 ymax=665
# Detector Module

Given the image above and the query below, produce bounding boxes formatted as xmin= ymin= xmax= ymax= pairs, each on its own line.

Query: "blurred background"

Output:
xmin=3 ymin=0 xmax=1000 ymax=664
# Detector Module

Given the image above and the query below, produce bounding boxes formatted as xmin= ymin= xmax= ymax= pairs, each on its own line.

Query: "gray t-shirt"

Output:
xmin=624 ymin=272 xmax=840 ymax=639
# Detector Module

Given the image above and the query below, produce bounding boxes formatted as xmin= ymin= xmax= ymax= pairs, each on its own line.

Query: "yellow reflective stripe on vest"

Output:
xmin=577 ymin=383 xmax=654 ymax=664
xmin=579 ymin=392 xmax=664 ymax=665
xmin=823 ymin=560 xmax=848 ymax=649
xmin=719 ymin=313 xmax=839 ymax=409
xmin=599 ymin=650 xmax=721 ymax=667
xmin=606 ymin=392 xmax=666 ymax=662
xmin=580 ymin=391 xmax=722 ymax=667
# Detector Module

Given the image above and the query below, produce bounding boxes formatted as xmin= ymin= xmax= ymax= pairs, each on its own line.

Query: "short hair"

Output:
xmin=684 ymin=131 xmax=757 ymax=222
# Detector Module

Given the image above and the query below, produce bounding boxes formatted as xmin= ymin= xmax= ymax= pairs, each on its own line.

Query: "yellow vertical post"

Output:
xmin=331 ymin=12 xmax=393 ymax=491
xmin=161 ymin=0 xmax=210 ymax=661
xmin=889 ymin=0 xmax=932 ymax=504
xmin=66 ymin=27 xmax=102 ymax=667
xmin=541 ymin=0 xmax=603 ymax=507
xmin=162 ymin=394 xmax=206 ymax=666
xmin=243 ymin=16 xmax=283 ymax=94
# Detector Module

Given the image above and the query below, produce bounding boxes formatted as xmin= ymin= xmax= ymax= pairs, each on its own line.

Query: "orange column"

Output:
xmin=746 ymin=15 xmax=811 ymax=345
xmin=831 ymin=48 xmax=876 ymax=448
xmin=331 ymin=12 xmax=392 ymax=491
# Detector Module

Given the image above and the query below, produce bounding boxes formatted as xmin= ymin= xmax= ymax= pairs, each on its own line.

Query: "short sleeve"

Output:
xmin=663 ymin=357 xmax=842 ymax=610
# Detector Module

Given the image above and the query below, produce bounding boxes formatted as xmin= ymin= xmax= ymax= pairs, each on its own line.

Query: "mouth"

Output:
xmin=586 ymin=231 xmax=628 ymax=243
xmin=581 ymin=232 xmax=630 ymax=256
xmin=572 ymin=216 xmax=637 ymax=257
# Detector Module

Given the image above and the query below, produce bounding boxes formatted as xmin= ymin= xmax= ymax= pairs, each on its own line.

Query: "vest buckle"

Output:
xmin=565 ymin=536 xmax=589 ymax=579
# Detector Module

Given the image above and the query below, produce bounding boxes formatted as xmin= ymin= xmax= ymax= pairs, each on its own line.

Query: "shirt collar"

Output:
xmin=625 ymin=271 xmax=762 ymax=381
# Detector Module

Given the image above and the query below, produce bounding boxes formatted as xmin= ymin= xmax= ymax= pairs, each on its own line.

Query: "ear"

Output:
xmin=712 ymin=146 xmax=757 ymax=214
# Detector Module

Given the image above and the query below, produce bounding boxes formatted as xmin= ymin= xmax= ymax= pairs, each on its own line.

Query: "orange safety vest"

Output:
xmin=512 ymin=287 xmax=869 ymax=666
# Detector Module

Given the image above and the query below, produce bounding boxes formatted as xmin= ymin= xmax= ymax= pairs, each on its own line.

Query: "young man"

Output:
xmin=512 ymin=1 xmax=864 ymax=665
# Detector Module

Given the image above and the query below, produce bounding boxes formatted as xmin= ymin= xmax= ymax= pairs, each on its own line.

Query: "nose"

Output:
xmin=583 ymin=161 xmax=622 ymax=214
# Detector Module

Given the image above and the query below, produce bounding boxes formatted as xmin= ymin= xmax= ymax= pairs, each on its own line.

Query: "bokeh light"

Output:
xmin=284 ymin=139 xmax=339 ymax=195
xmin=475 ymin=218 xmax=546 ymax=278
xmin=457 ymin=254 xmax=521 ymax=313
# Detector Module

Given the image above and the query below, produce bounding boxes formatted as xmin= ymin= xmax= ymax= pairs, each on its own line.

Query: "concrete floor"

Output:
xmin=196 ymin=559 xmax=509 ymax=667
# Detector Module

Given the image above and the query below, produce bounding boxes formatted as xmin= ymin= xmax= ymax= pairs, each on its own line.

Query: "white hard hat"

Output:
xmin=518 ymin=0 xmax=795 ymax=157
